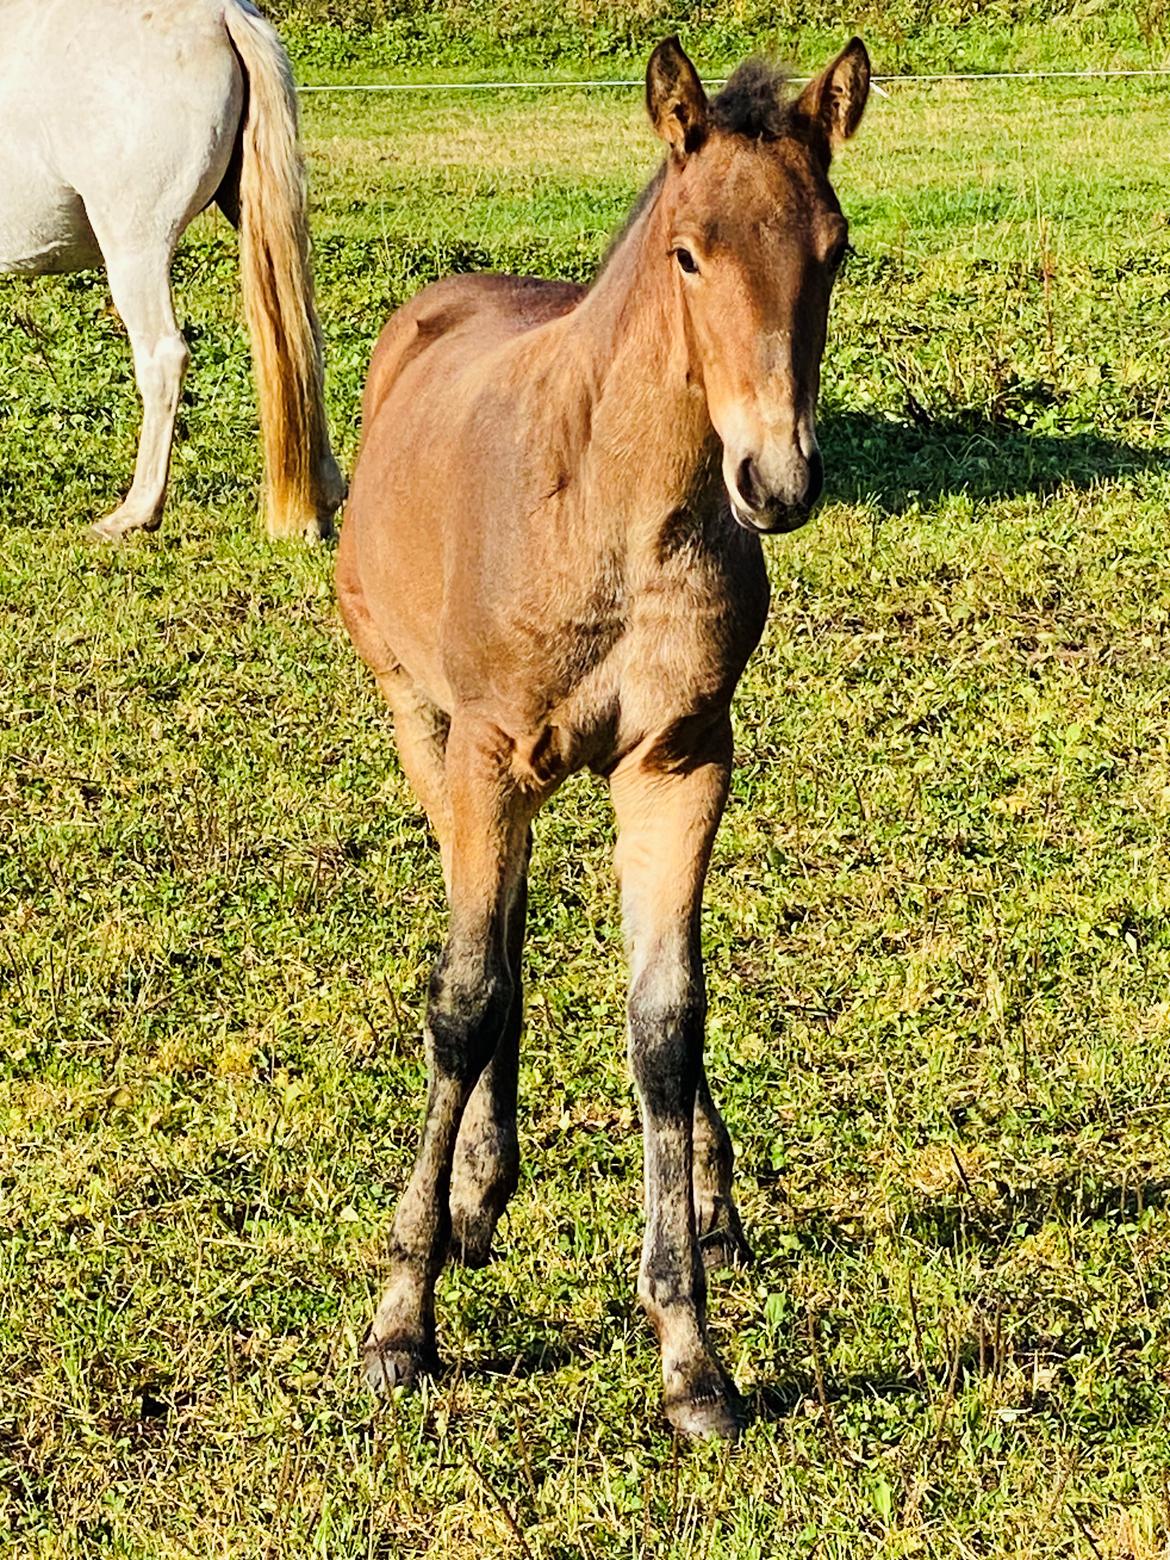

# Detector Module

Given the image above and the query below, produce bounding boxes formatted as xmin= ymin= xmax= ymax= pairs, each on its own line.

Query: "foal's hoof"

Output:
xmin=361 ymin=1332 xmax=439 ymax=1395
xmin=91 ymin=513 xmax=155 ymax=542
xmin=664 ymin=1376 xmax=749 ymax=1441
xmin=702 ymin=1198 xmax=755 ymax=1272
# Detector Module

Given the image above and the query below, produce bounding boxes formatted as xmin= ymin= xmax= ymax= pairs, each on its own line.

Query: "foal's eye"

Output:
xmin=828 ymin=240 xmax=853 ymax=274
xmin=674 ymin=247 xmax=699 ymax=275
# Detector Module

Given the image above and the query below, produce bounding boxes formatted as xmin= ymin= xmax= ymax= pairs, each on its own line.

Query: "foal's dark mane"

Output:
xmin=710 ymin=58 xmax=793 ymax=140
xmin=591 ymin=58 xmax=793 ymax=289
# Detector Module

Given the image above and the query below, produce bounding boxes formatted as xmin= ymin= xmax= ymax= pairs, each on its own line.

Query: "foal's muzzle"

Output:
xmin=728 ymin=447 xmax=824 ymax=535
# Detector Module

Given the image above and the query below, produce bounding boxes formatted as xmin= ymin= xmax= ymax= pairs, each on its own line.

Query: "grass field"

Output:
xmin=267 ymin=0 xmax=1168 ymax=78
xmin=3 ymin=51 xmax=1170 ymax=1560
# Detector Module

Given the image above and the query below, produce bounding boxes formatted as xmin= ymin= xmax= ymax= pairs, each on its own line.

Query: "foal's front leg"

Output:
xmin=364 ymin=722 xmax=533 ymax=1390
xmin=610 ymin=723 xmax=747 ymax=1439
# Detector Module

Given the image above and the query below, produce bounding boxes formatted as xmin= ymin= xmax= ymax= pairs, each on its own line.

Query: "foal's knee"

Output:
xmin=628 ymin=961 xmax=704 ymax=1119
xmin=427 ymin=944 xmax=513 ymax=1084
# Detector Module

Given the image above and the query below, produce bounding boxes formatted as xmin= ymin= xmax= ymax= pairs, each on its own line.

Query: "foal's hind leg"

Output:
xmin=91 ymin=246 xmax=188 ymax=540
xmin=372 ymin=651 xmax=528 ymax=1268
xmin=693 ymin=1069 xmax=753 ymax=1271
xmin=449 ymin=833 xmax=529 ymax=1266
xmin=376 ymin=671 xmax=452 ymax=863
xmin=364 ymin=718 xmax=535 ymax=1391
xmin=610 ymin=719 xmax=746 ymax=1439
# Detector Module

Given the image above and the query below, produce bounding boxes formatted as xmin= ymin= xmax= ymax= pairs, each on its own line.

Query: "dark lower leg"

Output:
xmin=364 ymin=1071 xmax=468 ymax=1385
xmin=693 ymin=1069 xmax=752 ymax=1270
xmin=448 ymin=993 xmax=520 ymax=1264
xmin=364 ymin=942 xmax=513 ymax=1389
xmin=639 ymin=1110 xmax=713 ymax=1411
xmin=449 ymin=863 xmax=528 ymax=1265
xmin=364 ymin=721 xmax=533 ymax=1391
xmin=631 ymin=976 xmax=744 ymax=1439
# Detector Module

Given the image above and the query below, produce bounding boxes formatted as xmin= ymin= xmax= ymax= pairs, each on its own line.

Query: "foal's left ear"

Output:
xmin=646 ymin=36 xmax=709 ymax=157
xmin=795 ymin=37 xmax=871 ymax=155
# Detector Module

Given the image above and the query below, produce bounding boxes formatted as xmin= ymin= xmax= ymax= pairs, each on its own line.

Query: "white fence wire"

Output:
xmin=297 ymin=66 xmax=1170 ymax=94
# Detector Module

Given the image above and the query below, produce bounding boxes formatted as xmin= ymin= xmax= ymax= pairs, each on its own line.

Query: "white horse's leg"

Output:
xmin=91 ymin=246 xmax=189 ymax=541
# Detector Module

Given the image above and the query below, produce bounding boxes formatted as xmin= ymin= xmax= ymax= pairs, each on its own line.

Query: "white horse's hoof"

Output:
xmin=90 ymin=508 xmax=160 ymax=542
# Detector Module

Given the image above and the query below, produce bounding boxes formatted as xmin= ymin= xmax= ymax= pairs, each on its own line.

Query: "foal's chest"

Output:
xmin=526 ymin=527 xmax=770 ymax=774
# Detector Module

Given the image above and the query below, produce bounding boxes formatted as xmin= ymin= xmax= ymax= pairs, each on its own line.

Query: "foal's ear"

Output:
xmin=795 ymin=37 xmax=870 ymax=155
xmin=646 ymin=37 xmax=709 ymax=157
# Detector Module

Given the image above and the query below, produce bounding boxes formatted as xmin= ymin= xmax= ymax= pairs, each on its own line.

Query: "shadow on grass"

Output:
xmin=820 ymin=408 xmax=1165 ymax=513
xmin=748 ymin=1174 xmax=1169 ymax=1424
xmin=460 ymin=1333 xmax=580 ymax=1379
xmin=753 ymin=1172 xmax=1170 ymax=1264
xmin=899 ymin=1171 xmax=1170 ymax=1254
xmin=752 ymin=1372 xmax=920 ymax=1423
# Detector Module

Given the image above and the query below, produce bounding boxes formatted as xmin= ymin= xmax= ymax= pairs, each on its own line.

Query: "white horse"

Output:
xmin=0 ymin=0 xmax=345 ymax=540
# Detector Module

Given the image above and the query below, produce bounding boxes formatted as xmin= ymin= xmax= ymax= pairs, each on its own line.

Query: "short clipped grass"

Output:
xmin=2 ymin=67 xmax=1170 ymax=1559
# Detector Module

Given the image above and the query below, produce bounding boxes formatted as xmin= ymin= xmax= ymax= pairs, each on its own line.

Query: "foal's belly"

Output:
xmin=0 ymin=169 xmax=101 ymax=274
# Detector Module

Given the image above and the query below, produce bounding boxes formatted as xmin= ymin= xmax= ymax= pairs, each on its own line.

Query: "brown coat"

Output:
xmin=338 ymin=36 xmax=870 ymax=1439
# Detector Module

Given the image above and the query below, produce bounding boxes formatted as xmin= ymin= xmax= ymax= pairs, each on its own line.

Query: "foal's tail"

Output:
xmin=222 ymin=0 xmax=345 ymax=540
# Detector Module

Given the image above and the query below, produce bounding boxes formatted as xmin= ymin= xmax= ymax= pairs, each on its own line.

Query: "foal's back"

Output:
xmin=358 ymin=273 xmax=583 ymax=440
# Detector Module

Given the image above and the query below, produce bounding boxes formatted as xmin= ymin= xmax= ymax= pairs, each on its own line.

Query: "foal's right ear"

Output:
xmin=646 ymin=37 xmax=709 ymax=157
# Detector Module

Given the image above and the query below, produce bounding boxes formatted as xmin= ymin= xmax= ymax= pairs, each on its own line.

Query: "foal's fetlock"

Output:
xmin=646 ymin=1292 xmax=748 ymax=1439
xmin=362 ymin=1270 xmax=440 ymax=1394
xmin=449 ymin=1194 xmax=507 ymax=1267
xmin=449 ymin=1153 xmax=518 ymax=1267
xmin=91 ymin=503 xmax=162 ymax=542
xmin=448 ymin=1210 xmax=494 ymax=1268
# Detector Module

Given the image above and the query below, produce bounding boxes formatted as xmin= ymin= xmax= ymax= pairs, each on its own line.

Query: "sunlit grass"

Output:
xmin=1 ymin=71 xmax=1169 ymax=1559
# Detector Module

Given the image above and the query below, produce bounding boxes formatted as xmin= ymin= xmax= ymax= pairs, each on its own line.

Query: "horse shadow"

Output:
xmin=749 ymin=1173 xmax=1170 ymax=1425
xmin=818 ymin=406 xmax=1165 ymax=514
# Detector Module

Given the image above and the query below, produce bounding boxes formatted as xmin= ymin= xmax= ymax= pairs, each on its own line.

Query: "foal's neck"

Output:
xmin=565 ymin=174 xmax=719 ymax=541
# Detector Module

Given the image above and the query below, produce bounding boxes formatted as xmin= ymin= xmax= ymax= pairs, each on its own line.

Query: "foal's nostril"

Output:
xmin=736 ymin=456 xmax=761 ymax=510
xmin=805 ymin=448 xmax=824 ymax=508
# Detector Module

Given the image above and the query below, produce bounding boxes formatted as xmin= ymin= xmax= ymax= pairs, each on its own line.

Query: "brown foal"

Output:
xmin=338 ymin=36 xmax=869 ymax=1438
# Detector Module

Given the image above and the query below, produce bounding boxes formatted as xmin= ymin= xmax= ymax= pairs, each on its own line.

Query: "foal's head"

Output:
xmin=646 ymin=37 xmax=870 ymax=533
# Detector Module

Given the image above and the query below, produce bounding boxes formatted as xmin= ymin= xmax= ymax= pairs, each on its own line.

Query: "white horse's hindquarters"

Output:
xmin=0 ymin=0 xmax=246 ymax=532
xmin=0 ymin=0 xmax=339 ymax=538
xmin=0 ymin=2 xmax=98 ymax=268
xmin=0 ymin=0 xmax=242 ymax=271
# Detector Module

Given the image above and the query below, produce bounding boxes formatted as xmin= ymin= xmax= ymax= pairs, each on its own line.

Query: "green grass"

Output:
xmin=266 ymin=0 xmax=1169 ymax=80
xmin=3 ymin=68 xmax=1170 ymax=1560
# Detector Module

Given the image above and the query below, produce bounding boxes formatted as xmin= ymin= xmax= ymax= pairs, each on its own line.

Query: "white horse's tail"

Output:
xmin=222 ymin=0 xmax=344 ymax=540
